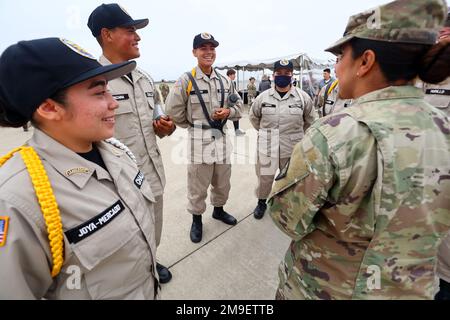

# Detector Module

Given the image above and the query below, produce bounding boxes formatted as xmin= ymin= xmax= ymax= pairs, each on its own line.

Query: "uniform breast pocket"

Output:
xmin=261 ymin=105 xmax=276 ymax=115
xmin=71 ymin=210 xmax=154 ymax=299
xmin=289 ymin=104 xmax=304 ymax=114
xmin=115 ymin=101 xmax=138 ymax=139
xmin=190 ymin=94 xmax=210 ymax=120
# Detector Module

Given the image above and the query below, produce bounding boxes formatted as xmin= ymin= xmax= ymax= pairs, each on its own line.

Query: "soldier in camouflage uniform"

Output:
xmin=159 ymin=80 xmax=170 ymax=103
xmin=269 ymin=0 xmax=450 ymax=300
xmin=434 ymin=8 xmax=450 ymax=300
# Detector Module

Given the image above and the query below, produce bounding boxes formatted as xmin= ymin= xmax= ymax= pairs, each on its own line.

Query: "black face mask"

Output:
xmin=274 ymin=75 xmax=292 ymax=88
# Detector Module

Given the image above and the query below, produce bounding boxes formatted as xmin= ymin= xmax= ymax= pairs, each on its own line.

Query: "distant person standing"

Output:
xmin=316 ymin=68 xmax=335 ymax=95
xmin=247 ymin=77 xmax=257 ymax=105
xmin=159 ymin=79 xmax=170 ymax=103
xmin=259 ymin=74 xmax=272 ymax=92
xmin=227 ymin=69 xmax=245 ymax=135
xmin=249 ymin=59 xmax=317 ymax=219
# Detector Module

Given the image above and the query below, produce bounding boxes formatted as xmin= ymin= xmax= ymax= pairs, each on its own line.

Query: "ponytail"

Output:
xmin=418 ymin=37 xmax=450 ymax=84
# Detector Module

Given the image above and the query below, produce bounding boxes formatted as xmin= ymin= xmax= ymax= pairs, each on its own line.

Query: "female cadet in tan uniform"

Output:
xmin=0 ymin=38 xmax=159 ymax=299
xmin=269 ymin=0 xmax=450 ymax=300
xmin=249 ymin=59 xmax=317 ymax=219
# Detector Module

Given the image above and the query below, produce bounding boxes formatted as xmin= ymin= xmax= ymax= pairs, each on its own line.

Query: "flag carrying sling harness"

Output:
xmin=0 ymin=138 xmax=136 ymax=278
xmin=322 ymin=79 xmax=339 ymax=117
xmin=0 ymin=146 xmax=64 ymax=277
xmin=185 ymin=67 xmax=227 ymax=134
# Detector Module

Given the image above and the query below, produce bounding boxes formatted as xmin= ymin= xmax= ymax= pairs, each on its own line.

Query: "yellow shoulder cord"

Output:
xmin=327 ymin=79 xmax=339 ymax=96
xmin=0 ymin=146 xmax=64 ymax=277
xmin=186 ymin=67 xmax=197 ymax=97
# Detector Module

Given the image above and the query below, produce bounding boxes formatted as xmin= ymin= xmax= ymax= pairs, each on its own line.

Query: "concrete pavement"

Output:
xmin=0 ymin=111 xmax=291 ymax=300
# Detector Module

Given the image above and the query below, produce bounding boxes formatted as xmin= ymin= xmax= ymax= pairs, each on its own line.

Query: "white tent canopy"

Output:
xmin=215 ymin=53 xmax=333 ymax=92
xmin=215 ymin=53 xmax=331 ymax=72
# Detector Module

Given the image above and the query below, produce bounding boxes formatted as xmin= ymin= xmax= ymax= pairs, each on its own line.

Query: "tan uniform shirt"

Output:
xmin=165 ymin=66 xmax=242 ymax=164
xmin=316 ymin=81 xmax=351 ymax=117
xmin=249 ymin=86 xmax=318 ymax=159
xmin=0 ymin=129 xmax=158 ymax=299
xmin=100 ymin=56 xmax=165 ymax=196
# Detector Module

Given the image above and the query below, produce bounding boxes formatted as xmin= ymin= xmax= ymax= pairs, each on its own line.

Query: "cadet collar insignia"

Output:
xmin=65 ymin=167 xmax=90 ymax=177
xmin=275 ymin=159 xmax=291 ymax=181
xmin=118 ymin=5 xmax=131 ymax=16
xmin=201 ymin=33 xmax=212 ymax=40
xmin=0 ymin=216 xmax=9 ymax=247
xmin=60 ymin=38 xmax=96 ymax=60
xmin=280 ymin=59 xmax=289 ymax=66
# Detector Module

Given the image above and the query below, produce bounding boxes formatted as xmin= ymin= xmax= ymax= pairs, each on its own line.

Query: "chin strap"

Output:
xmin=1 ymin=146 xmax=64 ymax=277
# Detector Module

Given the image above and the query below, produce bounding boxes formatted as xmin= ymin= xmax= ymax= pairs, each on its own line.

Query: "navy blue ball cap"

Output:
xmin=193 ymin=33 xmax=219 ymax=49
xmin=274 ymin=59 xmax=294 ymax=71
xmin=88 ymin=3 xmax=149 ymax=37
xmin=0 ymin=37 xmax=136 ymax=122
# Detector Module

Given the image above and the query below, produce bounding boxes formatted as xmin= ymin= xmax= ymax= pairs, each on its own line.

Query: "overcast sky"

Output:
xmin=0 ymin=0 xmax=391 ymax=81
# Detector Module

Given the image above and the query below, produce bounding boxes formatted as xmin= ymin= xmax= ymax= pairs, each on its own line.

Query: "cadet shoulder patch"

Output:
xmin=275 ymin=159 xmax=290 ymax=181
xmin=0 ymin=216 xmax=9 ymax=247
xmin=134 ymin=171 xmax=145 ymax=189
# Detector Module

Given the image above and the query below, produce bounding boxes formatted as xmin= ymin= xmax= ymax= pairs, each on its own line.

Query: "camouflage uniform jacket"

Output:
xmin=269 ymin=86 xmax=450 ymax=300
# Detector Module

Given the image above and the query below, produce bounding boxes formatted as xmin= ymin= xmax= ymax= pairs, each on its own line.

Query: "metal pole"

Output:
xmin=300 ymin=55 xmax=304 ymax=90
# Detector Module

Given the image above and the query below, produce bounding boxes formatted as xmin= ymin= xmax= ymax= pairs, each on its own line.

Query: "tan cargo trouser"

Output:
xmin=154 ymin=195 xmax=163 ymax=247
xmin=187 ymin=163 xmax=231 ymax=214
xmin=255 ymin=156 xmax=290 ymax=199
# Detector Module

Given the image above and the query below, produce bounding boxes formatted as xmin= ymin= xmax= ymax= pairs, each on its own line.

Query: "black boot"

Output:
xmin=253 ymin=199 xmax=267 ymax=220
xmin=190 ymin=215 xmax=203 ymax=243
xmin=156 ymin=263 xmax=172 ymax=284
xmin=212 ymin=207 xmax=237 ymax=225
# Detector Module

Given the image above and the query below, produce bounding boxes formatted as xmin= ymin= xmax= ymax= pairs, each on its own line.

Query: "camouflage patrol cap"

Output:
xmin=325 ymin=0 xmax=448 ymax=55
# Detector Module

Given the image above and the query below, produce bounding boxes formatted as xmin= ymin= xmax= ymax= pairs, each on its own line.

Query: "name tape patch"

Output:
xmin=134 ymin=171 xmax=145 ymax=189
xmin=190 ymin=90 xmax=208 ymax=95
xmin=145 ymin=92 xmax=154 ymax=98
xmin=65 ymin=200 xmax=125 ymax=244
xmin=112 ymin=94 xmax=130 ymax=101
xmin=426 ymin=89 xmax=450 ymax=96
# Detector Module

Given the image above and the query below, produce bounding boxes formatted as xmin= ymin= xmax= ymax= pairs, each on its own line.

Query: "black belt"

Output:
xmin=190 ymin=123 xmax=224 ymax=139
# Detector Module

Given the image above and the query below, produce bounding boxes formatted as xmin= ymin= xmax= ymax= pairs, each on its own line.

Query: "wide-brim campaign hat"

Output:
xmin=0 ymin=37 xmax=136 ymax=122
